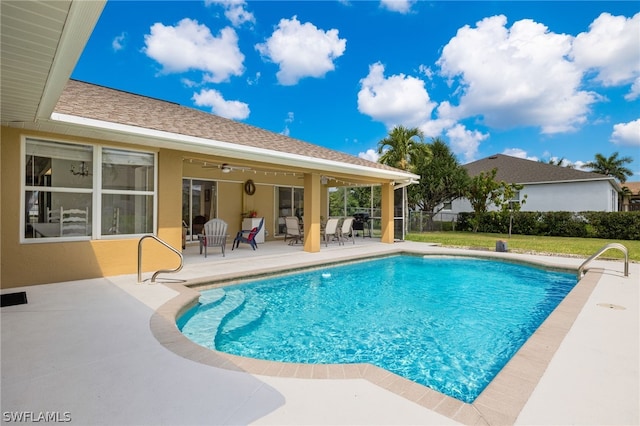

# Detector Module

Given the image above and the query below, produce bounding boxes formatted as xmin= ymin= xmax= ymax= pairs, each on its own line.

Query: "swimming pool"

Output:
xmin=178 ymin=255 xmax=576 ymax=403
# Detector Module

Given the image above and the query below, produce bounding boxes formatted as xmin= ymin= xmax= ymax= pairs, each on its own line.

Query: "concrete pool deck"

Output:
xmin=1 ymin=240 xmax=638 ymax=425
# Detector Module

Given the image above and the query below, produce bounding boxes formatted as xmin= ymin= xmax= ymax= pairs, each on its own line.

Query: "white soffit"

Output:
xmin=0 ymin=0 xmax=105 ymax=124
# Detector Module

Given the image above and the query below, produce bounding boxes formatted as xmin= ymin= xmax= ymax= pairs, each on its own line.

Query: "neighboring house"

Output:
xmin=440 ymin=154 xmax=621 ymax=216
xmin=621 ymin=182 xmax=640 ymax=212
xmin=0 ymin=1 xmax=418 ymax=287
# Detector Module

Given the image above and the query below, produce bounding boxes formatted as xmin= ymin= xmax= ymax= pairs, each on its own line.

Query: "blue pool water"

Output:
xmin=178 ymin=255 xmax=576 ymax=402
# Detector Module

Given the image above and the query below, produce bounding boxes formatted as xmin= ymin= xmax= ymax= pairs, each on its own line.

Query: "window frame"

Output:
xmin=20 ymin=136 xmax=158 ymax=243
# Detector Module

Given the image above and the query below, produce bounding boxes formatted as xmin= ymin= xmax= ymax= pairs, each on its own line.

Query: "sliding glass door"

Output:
xmin=182 ymin=179 xmax=217 ymax=242
xmin=275 ymin=186 xmax=303 ymax=236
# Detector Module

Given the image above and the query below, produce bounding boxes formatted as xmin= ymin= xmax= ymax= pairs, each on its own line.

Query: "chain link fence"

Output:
xmin=408 ymin=211 xmax=459 ymax=232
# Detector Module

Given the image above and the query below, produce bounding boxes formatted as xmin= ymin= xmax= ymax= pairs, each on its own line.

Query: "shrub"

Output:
xmin=450 ymin=210 xmax=640 ymax=240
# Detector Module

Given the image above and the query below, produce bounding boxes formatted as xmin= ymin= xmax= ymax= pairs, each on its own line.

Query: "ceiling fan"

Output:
xmin=202 ymin=162 xmax=251 ymax=173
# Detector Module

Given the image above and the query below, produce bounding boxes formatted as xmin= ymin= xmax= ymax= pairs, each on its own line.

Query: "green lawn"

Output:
xmin=406 ymin=231 xmax=639 ymax=262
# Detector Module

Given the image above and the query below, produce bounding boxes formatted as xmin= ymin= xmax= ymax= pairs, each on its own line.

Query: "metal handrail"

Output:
xmin=137 ymin=235 xmax=184 ymax=283
xmin=578 ymin=243 xmax=629 ymax=279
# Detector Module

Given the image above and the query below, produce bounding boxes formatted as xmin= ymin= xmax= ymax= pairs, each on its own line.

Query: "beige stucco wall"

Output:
xmin=0 ymin=127 xmax=336 ymax=288
xmin=1 ymin=127 xmax=181 ymax=288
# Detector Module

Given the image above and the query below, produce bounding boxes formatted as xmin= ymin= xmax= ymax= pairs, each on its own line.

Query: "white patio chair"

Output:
xmin=323 ymin=218 xmax=340 ymax=247
xmin=200 ymin=218 xmax=228 ymax=257
xmin=339 ymin=217 xmax=354 ymax=245
xmin=284 ymin=216 xmax=303 ymax=245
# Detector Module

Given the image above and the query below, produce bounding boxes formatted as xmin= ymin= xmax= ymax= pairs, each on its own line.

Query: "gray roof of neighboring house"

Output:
xmin=54 ymin=80 xmax=403 ymax=175
xmin=464 ymin=154 xmax=614 ymax=185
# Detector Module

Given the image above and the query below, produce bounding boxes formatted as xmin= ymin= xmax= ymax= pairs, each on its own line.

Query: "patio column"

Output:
xmin=380 ymin=182 xmax=394 ymax=244
xmin=303 ymin=173 xmax=321 ymax=253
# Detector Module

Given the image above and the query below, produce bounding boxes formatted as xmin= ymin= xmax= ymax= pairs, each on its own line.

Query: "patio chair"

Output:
xmin=232 ymin=217 xmax=264 ymax=251
xmin=284 ymin=216 xmax=303 ymax=245
xmin=199 ymin=218 xmax=228 ymax=257
xmin=323 ymin=218 xmax=340 ymax=247
xmin=339 ymin=217 xmax=354 ymax=245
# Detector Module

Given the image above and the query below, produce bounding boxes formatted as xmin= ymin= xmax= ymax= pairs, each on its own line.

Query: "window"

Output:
xmin=101 ymin=148 xmax=154 ymax=235
xmin=23 ymin=138 xmax=156 ymax=241
xmin=443 ymin=200 xmax=453 ymax=210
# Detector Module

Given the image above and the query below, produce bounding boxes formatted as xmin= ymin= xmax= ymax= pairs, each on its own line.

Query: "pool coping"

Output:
xmin=150 ymin=252 xmax=601 ymax=426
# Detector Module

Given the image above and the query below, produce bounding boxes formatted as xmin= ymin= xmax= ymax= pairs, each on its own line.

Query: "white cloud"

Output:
xmin=192 ymin=88 xmax=250 ymax=120
xmin=625 ymin=77 xmax=640 ymax=101
xmin=380 ymin=0 xmax=415 ymax=14
xmin=246 ymin=71 xmax=261 ymax=86
xmin=572 ymin=12 xmax=640 ymax=87
xmin=143 ymin=18 xmax=244 ymax=83
xmin=256 ymin=16 xmax=346 ymax=85
xmin=611 ymin=119 xmax=640 ymax=146
xmin=357 ymin=62 xmax=436 ymax=128
xmin=358 ymin=149 xmax=380 ymax=162
xmin=181 ymin=78 xmax=199 ymax=88
xmin=205 ymin=0 xmax=255 ymax=27
xmin=446 ymin=124 xmax=488 ymax=163
xmin=112 ymin=32 xmax=126 ymax=51
xmin=437 ymin=15 xmax=598 ymax=134
xmin=418 ymin=64 xmax=434 ymax=79
xmin=418 ymin=118 xmax=455 ymax=138
xmin=502 ymin=148 xmax=539 ymax=161
xmin=281 ymin=112 xmax=294 ymax=136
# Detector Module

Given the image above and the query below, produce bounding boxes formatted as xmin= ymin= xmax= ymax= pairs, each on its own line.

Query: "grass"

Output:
xmin=406 ymin=231 xmax=640 ymax=262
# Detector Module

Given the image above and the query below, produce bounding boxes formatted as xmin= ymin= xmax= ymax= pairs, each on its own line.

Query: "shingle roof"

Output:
xmin=464 ymin=154 xmax=612 ymax=184
xmin=624 ymin=181 xmax=640 ymax=195
xmin=54 ymin=80 xmax=404 ymax=175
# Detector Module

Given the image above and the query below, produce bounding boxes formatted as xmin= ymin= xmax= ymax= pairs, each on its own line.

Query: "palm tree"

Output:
xmin=585 ymin=152 xmax=634 ymax=183
xmin=540 ymin=157 xmax=575 ymax=169
xmin=377 ymin=125 xmax=428 ymax=172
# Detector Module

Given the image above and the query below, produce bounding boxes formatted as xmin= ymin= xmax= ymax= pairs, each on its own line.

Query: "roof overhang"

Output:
xmin=0 ymin=0 xmax=106 ymax=125
xmin=47 ymin=112 xmax=420 ymax=185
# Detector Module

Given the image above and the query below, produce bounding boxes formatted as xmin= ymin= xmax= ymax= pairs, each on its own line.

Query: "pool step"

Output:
xmin=198 ymin=288 xmax=226 ymax=306
xmin=219 ymin=290 xmax=267 ymax=337
xmin=180 ymin=290 xmax=246 ymax=349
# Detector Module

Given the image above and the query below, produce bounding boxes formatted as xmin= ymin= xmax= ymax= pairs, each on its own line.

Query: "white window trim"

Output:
xmin=20 ymin=135 xmax=158 ymax=243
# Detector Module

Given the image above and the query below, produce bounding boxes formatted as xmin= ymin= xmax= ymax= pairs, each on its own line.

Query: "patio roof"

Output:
xmin=48 ymin=80 xmax=420 ymax=184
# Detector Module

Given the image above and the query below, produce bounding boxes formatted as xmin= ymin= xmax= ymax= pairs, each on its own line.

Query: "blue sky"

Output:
xmin=73 ymin=1 xmax=640 ymax=179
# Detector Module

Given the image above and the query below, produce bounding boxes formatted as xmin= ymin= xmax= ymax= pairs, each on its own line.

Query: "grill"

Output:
xmin=352 ymin=213 xmax=371 ymax=238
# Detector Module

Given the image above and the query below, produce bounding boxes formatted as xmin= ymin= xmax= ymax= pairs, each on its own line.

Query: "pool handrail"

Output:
xmin=137 ymin=235 xmax=184 ymax=283
xmin=578 ymin=243 xmax=629 ymax=279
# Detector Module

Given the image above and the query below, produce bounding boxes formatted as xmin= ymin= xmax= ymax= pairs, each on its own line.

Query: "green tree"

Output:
xmin=466 ymin=168 xmax=526 ymax=232
xmin=539 ymin=157 xmax=575 ymax=169
xmin=497 ymin=182 xmax=527 ymax=237
xmin=409 ymin=138 xmax=468 ymax=227
xmin=585 ymin=152 xmax=634 ymax=183
xmin=377 ymin=125 xmax=428 ymax=172
xmin=328 ymin=186 xmax=380 ymax=217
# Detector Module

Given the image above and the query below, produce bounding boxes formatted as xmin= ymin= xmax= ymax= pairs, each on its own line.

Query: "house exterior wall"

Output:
xmin=445 ymin=180 xmax=618 ymax=215
xmin=519 ymin=181 xmax=617 ymax=212
xmin=1 ymin=127 xmax=183 ymax=288
xmin=1 ymin=127 xmax=338 ymax=288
